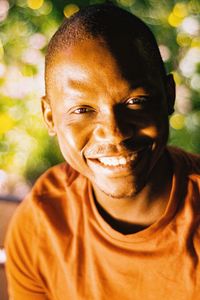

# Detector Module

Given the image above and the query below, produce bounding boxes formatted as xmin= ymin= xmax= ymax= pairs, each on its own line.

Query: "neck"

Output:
xmin=92 ymin=150 xmax=173 ymax=231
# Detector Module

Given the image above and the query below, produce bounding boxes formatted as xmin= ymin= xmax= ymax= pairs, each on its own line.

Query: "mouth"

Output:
xmin=86 ymin=146 xmax=151 ymax=175
xmin=96 ymin=152 xmax=138 ymax=167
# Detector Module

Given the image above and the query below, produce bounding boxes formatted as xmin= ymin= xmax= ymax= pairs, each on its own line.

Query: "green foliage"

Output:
xmin=0 ymin=0 xmax=200 ymax=191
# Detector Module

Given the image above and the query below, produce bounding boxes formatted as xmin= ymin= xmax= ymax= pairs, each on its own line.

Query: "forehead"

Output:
xmin=48 ymin=39 xmax=124 ymax=85
xmin=46 ymin=38 xmax=163 ymax=98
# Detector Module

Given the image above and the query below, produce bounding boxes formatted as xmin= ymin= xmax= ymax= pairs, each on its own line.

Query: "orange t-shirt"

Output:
xmin=5 ymin=147 xmax=200 ymax=300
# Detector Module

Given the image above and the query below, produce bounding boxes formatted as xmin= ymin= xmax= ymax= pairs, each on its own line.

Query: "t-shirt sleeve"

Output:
xmin=4 ymin=197 xmax=48 ymax=300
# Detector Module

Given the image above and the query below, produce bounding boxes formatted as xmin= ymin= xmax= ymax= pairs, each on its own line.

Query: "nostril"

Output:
xmin=93 ymin=122 xmax=130 ymax=143
xmin=93 ymin=124 xmax=106 ymax=140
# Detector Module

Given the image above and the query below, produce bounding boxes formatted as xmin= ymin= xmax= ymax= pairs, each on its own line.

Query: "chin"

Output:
xmin=95 ymin=178 xmax=146 ymax=200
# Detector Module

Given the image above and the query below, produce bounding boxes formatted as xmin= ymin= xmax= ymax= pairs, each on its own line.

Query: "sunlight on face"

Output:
xmin=45 ymin=38 xmax=170 ymax=199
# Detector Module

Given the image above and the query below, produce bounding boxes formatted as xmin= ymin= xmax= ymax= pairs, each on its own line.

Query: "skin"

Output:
xmin=43 ymin=38 xmax=175 ymax=227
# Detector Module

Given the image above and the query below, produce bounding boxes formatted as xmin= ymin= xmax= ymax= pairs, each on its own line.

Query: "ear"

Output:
xmin=41 ymin=96 xmax=56 ymax=136
xmin=166 ymin=74 xmax=176 ymax=115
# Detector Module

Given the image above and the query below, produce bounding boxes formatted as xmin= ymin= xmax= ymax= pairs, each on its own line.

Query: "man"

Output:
xmin=5 ymin=3 xmax=200 ymax=300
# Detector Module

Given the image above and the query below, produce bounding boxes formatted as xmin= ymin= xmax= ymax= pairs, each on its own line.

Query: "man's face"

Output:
xmin=44 ymin=38 xmax=174 ymax=199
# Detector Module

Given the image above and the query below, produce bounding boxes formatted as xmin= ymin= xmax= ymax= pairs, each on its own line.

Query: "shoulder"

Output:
xmin=5 ymin=163 xmax=90 ymax=297
xmin=5 ymin=162 xmax=88 ymax=243
xmin=167 ymin=146 xmax=200 ymax=177
xmin=4 ymin=163 xmax=78 ymax=298
xmin=167 ymin=147 xmax=200 ymax=216
xmin=5 ymin=163 xmax=83 ymax=244
xmin=32 ymin=162 xmax=80 ymax=197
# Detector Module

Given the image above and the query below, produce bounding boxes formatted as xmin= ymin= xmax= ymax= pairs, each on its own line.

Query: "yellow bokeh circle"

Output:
xmin=27 ymin=0 xmax=44 ymax=10
xmin=171 ymin=71 xmax=182 ymax=85
xmin=191 ymin=37 xmax=200 ymax=48
xmin=168 ymin=13 xmax=182 ymax=27
xmin=0 ymin=114 xmax=14 ymax=135
xmin=63 ymin=4 xmax=79 ymax=18
xmin=170 ymin=114 xmax=185 ymax=130
xmin=173 ymin=3 xmax=188 ymax=18
xmin=176 ymin=32 xmax=191 ymax=47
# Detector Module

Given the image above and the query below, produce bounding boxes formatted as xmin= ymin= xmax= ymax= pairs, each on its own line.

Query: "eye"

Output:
xmin=125 ymin=96 xmax=149 ymax=109
xmin=73 ymin=106 xmax=93 ymax=114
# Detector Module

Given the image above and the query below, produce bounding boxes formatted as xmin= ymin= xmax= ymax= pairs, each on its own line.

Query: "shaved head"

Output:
xmin=42 ymin=3 xmax=175 ymax=201
xmin=45 ymin=3 xmax=167 ymax=96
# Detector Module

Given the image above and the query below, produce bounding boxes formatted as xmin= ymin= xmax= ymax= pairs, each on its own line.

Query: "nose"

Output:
xmin=93 ymin=110 xmax=133 ymax=144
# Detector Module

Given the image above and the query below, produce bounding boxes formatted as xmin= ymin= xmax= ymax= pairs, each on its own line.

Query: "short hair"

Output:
xmin=45 ymin=3 xmax=167 ymax=90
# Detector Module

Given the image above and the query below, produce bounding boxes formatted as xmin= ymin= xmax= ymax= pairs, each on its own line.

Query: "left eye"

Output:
xmin=125 ymin=96 xmax=148 ymax=109
xmin=126 ymin=97 xmax=148 ymax=105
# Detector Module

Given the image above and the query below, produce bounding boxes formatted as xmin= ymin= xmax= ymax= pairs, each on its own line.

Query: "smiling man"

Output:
xmin=5 ymin=3 xmax=200 ymax=300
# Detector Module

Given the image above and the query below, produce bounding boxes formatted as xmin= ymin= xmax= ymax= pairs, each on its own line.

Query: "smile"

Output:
xmin=97 ymin=153 xmax=137 ymax=167
xmin=86 ymin=146 xmax=151 ymax=177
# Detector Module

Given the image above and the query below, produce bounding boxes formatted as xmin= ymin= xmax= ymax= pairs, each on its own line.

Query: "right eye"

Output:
xmin=73 ymin=107 xmax=93 ymax=114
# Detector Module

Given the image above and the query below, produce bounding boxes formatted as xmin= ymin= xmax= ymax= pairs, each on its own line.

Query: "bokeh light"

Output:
xmin=117 ymin=0 xmax=135 ymax=7
xmin=0 ymin=39 xmax=4 ymax=59
xmin=191 ymin=37 xmax=200 ymax=48
xmin=39 ymin=1 xmax=53 ymax=15
xmin=172 ymin=71 xmax=182 ymax=85
xmin=170 ymin=114 xmax=185 ymax=130
xmin=173 ymin=3 xmax=188 ymax=19
xmin=0 ymin=0 xmax=9 ymax=22
xmin=168 ymin=2 xmax=188 ymax=28
xmin=191 ymin=74 xmax=200 ymax=91
xmin=0 ymin=63 xmax=6 ymax=77
xmin=29 ymin=33 xmax=47 ymax=49
xmin=159 ymin=45 xmax=171 ymax=62
xmin=179 ymin=47 xmax=200 ymax=77
xmin=168 ymin=13 xmax=183 ymax=27
xmin=176 ymin=32 xmax=191 ymax=47
xmin=181 ymin=16 xmax=200 ymax=35
xmin=27 ymin=0 xmax=44 ymax=10
xmin=175 ymin=85 xmax=192 ymax=114
xmin=0 ymin=0 xmax=200 ymax=198
xmin=0 ymin=114 xmax=14 ymax=135
xmin=63 ymin=4 xmax=79 ymax=18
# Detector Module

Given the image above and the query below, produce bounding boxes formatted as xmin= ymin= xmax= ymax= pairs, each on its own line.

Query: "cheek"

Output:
xmin=140 ymin=125 xmax=158 ymax=138
xmin=56 ymin=120 xmax=93 ymax=154
xmin=141 ymin=111 xmax=169 ymax=134
xmin=54 ymin=123 xmax=92 ymax=174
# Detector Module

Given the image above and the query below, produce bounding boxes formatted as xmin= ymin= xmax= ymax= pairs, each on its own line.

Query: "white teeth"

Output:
xmin=98 ymin=154 xmax=137 ymax=166
xmin=119 ymin=157 xmax=126 ymax=165
xmin=99 ymin=157 xmax=125 ymax=166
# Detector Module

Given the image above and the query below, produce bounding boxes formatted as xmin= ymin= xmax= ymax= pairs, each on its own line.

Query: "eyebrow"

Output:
xmin=128 ymin=80 xmax=156 ymax=92
xmin=67 ymin=78 xmax=156 ymax=91
xmin=61 ymin=77 xmax=160 ymax=104
xmin=67 ymin=78 xmax=92 ymax=92
xmin=60 ymin=79 xmax=93 ymax=99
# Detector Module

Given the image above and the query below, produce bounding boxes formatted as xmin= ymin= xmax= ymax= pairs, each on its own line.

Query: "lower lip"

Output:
xmin=87 ymin=148 xmax=151 ymax=178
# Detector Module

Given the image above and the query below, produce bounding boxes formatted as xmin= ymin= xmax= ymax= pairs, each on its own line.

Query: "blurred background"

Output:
xmin=0 ymin=0 xmax=200 ymax=198
xmin=0 ymin=1 xmax=199 ymax=299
